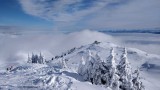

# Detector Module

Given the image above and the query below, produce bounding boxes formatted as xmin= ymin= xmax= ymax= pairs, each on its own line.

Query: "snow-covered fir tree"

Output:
xmin=117 ymin=48 xmax=144 ymax=90
xmin=78 ymin=50 xmax=101 ymax=82
xmin=117 ymin=47 xmax=133 ymax=90
xmin=78 ymin=56 xmax=85 ymax=75
xmin=83 ymin=50 xmax=95 ymax=81
xmin=90 ymin=53 xmax=103 ymax=85
xmin=106 ymin=48 xmax=116 ymax=68
xmin=132 ymin=69 xmax=144 ymax=90
xmin=61 ymin=57 xmax=67 ymax=68
xmin=78 ymin=47 xmax=144 ymax=90
xmin=28 ymin=53 xmax=44 ymax=64
xmin=78 ymin=49 xmax=118 ymax=87
xmin=27 ymin=53 xmax=31 ymax=63
xmin=106 ymin=48 xmax=120 ymax=89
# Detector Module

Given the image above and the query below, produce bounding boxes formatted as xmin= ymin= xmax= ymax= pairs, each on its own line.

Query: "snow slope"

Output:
xmin=0 ymin=41 xmax=160 ymax=90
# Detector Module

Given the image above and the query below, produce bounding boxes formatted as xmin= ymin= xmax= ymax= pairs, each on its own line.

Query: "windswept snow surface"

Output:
xmin=0 ymin=42 xmax=160 ymax=90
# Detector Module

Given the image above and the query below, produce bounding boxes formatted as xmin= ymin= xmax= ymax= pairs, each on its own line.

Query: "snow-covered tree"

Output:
xmin=79 ymin=48 xmax=119 ymax=88
xmin=106 ymin=48 xmax=116 ymax=68
xmin=132 ymin=69 xmax=144 ymax=90
xmin=78 ymin=48 xmax=144 ymax=90
xmin=93 ymin=41 xmax=101 ymax=45
xmin=117 ymin=48 xmax=133 ymax=90
xmin=61 ymin=57 xmax=67 ymax=68
xmin=78 ymin=51 xmax=103 ymax=83
xmin=28 ymin=53 xmax=44 ymax=64
xmin=90 ymin=53 xmax=103 ymax=85
xmin=106 ymin=48 xmax=120 ymax=89
xmin=27 ymin=53 xmax=31 ymax=63
xmin=78 ymin=56 xmax=85 ymax=74
xmin=39 ymin=53 xmax=44 ymax=64
xmin=78 ymin=50 xmax=93 ymax=80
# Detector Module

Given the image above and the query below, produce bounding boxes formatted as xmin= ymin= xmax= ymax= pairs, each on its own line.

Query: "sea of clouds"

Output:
xmin=0 ymin=30 xmax=159 ymax=69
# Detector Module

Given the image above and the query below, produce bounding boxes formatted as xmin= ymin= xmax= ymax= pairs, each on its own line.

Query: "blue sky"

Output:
xmin=0 ymin=0 xmax=160 ymax=32
xmin=0 ymin=0 xmax=53 ymax=30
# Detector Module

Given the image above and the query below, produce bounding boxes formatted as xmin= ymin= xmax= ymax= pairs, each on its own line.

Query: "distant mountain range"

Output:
xmin=99 ymin=29 xmax=160 ymax=34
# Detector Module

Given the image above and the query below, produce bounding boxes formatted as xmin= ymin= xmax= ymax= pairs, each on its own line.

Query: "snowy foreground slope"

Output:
xmin=0 ymin=41 xmax=160 ymax=90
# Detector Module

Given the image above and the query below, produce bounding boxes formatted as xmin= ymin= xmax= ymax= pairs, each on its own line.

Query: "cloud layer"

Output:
xmin=0 ymin=30 xmax=160 ymax=69
xmin=18 ymin=0 xmax=160 ymax=30
xmin=19 ymin=0 xmax=117 ymax=21
xmin=0 ymin=30 xmax=117 ymax=68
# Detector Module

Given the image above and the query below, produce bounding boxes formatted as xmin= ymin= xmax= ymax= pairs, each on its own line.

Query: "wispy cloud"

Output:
xmin=19 ymin=0 xmax=112 ymax=21
xmin=18 ymin=0 xmax=160 ymax=30
xmin=85 ymin=0 xmax=160 ymax=29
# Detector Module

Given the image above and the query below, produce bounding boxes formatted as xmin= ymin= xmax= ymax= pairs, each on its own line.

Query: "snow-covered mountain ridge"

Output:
xmin=51 ymin=41 xmax=160 ymax=72
xmin=0 ymin=41 xmax=160 ymax=90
